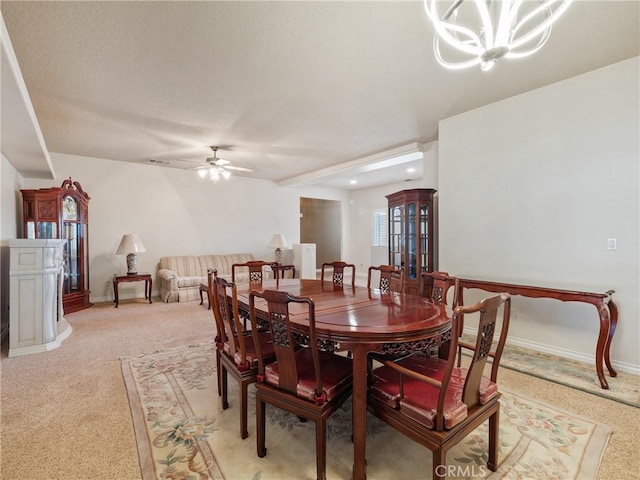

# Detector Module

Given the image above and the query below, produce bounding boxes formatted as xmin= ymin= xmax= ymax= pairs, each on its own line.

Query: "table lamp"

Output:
xmin=268 ymin=234 xmax=287 ymax=264
xmin=116 ymin=234 xmax=146 ymax=274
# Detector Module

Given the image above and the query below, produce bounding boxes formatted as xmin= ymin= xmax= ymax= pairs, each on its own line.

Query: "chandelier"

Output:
xmin=423 ymin=0 xmax=573 ymax=71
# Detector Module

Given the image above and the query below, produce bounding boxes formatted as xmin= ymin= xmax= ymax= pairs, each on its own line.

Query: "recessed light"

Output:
xmin=406 ymin=167 xmax=416 ymax=173
xmin=350 ymin=180 xmax=358 ymax=184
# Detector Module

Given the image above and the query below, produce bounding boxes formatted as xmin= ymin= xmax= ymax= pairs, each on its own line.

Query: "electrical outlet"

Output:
xmin=606 ymin=238 xmax=617 ymax=251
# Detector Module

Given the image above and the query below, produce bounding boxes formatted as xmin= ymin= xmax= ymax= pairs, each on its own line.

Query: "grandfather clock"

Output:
xmin=20 ymin=178 xmax=92 ymax=313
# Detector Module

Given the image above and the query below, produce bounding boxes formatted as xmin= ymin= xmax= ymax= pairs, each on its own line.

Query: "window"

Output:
xmin=373 ymin=211 xmax=388 ymax=246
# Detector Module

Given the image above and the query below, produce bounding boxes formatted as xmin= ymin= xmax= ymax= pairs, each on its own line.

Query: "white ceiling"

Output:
xmin=1 ymin=1 xmax=638 ymax=190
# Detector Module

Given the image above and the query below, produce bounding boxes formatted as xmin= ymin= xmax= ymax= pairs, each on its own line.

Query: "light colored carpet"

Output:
xmin=121 ymin=343 xmax=613 ymax=480
xmin=1 ymin=300 xmax=638 ymax=480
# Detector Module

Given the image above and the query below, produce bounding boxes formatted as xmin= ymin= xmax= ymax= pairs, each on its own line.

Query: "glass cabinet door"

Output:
xmin=407 ymin=202 xmax=417 ymax=279
xmin=389 ymin=205 xmax=404 ymax=269
xmin=35 ymin=222 xmax=57 ymax=239
xmin=420 ymin=202 xmax=429 ymax=274
xmin=62 ymin=195 xmax=81 ymax=294
xmin=63 ymin=221 xmax=81 ymax=293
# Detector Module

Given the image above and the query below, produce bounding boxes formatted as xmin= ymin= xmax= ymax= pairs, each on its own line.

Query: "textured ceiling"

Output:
xmin=2 ymin=1 xmax=639 ymax=189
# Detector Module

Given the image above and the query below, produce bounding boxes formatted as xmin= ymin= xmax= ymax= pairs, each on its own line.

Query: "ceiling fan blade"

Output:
xmin=224 ymin=165 xmax=254 ymax=173
xmin=215 ymin=158 xmax=231 ymax=166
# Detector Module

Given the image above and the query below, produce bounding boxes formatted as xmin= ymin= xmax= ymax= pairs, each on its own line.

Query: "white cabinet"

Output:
xmin=292 ymin=243 xmax=317 ymax=279
xmin=9 ymin=239 xmax=72 ymax=357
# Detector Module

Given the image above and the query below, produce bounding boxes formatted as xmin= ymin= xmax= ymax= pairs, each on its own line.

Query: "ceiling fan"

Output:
xmin=189 ymin=146 xmax=254 ymax=181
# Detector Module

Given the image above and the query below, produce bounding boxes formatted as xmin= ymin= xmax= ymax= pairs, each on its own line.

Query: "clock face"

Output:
xmin=62 ymin=196 xmax=78 ymax=221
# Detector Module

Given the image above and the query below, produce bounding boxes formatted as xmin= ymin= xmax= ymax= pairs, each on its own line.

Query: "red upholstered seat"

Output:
xmin=224 ymin=331 xmax=275 ymax=369
xmin=371 ymin=354 xmax=498 ymax=429
xmin=265 ymin=347 xmax=353 ymax=402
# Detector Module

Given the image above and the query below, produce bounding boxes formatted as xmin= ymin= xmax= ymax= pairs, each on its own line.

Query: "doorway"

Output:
xmin=300 ymin=198 xmax=341 ymax=268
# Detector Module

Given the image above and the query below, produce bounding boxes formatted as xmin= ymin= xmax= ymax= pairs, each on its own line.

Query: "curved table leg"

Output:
xmin=595 ymin=300 xmax=614 ymax=389
xmin=604 ymin=299 xmax=618 ymax=378
xmin=113 ymin=278 xmax=119 ymax=308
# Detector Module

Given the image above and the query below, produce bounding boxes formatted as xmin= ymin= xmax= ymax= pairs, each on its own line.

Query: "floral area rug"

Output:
xmin=121 ymin=343 xmax=613 ymax=480
xmin=461 ymin=334 xmax=640 ymax=408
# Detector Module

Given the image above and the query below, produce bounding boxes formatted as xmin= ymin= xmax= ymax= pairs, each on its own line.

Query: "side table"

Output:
xmin=275 ymin=264 xmax=296 ymax=279
xmin=199 ymin=282 xmax=211 ymax=309
xmin=113 ymin=273 xmax=153 ymax=308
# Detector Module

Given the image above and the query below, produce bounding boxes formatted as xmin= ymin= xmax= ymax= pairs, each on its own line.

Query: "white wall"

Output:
xmin=438 ymin=57 xmax=639 ymax=372
xmin=21 ymin=153 xmax=349 ymax=302
xmin=0 ymin=154 xmax=24 ymax=336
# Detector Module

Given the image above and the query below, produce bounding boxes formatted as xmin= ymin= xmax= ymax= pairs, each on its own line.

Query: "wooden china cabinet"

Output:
xmin=386 ymin=188 xmax=437 ymax=294
xmin=20 ymin=178 xmax=93 ymax=313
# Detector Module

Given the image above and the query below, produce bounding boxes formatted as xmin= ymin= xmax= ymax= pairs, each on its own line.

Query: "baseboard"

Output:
xmin=464 ymin=327 xmax=640 ymax=377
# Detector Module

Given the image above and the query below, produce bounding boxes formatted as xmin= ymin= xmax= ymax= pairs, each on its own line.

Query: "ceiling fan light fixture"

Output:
xmin=424 ymin=0 xmax=573 ymax=71
xmin=188 ymin=145 xmax=252 ymax=181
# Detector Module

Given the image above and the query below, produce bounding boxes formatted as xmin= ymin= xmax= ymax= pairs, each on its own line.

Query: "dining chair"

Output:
xmin=419 ymin=271 xmax=457 ymax=305
xmin=207 ymin=268 xmax=222 ymax=396
xmin=210 ymin=275 xmax=275 ymax=439
xmin=367 ymin=264 xmax=404 ymax=293
xmin=417 ymin=271 xmax=458 ymax=358
xmin=367 ymin=292 xmax=512 ymax=479
xmin=232 ymin=260 xmax=279 ymax=287
xmin=249 ymin=289 xmax=354 ymax=480
xmin=320 ymin=261 xmax=356 ymax=288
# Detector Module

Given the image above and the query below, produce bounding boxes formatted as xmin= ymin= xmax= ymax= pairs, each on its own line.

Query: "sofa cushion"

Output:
xmin=177 ymin=276 xmax=205 ymax=288
xmin=159 ymin=256 xmax=203 ymax=277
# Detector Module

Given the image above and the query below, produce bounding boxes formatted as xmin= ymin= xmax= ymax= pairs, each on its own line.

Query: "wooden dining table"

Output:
xmin=234 ymin=278 xmax=452 ymax=480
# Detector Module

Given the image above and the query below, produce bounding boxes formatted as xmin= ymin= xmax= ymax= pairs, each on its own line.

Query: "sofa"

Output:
xmin=157 ymin=253 xmax=254 ymax=303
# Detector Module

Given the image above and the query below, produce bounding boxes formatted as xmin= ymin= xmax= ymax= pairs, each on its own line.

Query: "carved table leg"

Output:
xmin=604 ymin=299 xmax=618 ymax=378
xmin=595 ymin=300 xmax=611 ymax=389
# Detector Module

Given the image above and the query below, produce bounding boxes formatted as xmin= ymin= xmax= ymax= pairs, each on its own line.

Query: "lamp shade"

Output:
xmin=268 ymin=234 xmax=287 ymax=250
xmin=116 ymin=234 xmax=146 ymax=255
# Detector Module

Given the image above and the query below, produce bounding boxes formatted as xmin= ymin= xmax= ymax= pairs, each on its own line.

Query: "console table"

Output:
xmin=455 ymin=278 xmax=618 ymax=389
xmin=113 ymin=273 xmax=152 ymax=308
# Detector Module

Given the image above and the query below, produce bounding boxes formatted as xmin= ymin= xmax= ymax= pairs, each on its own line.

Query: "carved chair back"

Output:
xmin=419 ymin=271 xmax=457 ymax=305
xmin=212 ymin=276 xmax=248 ymax=364
xmin=367 ymin=264 xmax=404 ymax=293
xmin=232 ymin=260 xmax=279 ymax=287
xmin=321 ymin=261 xmax=356 ymax=289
